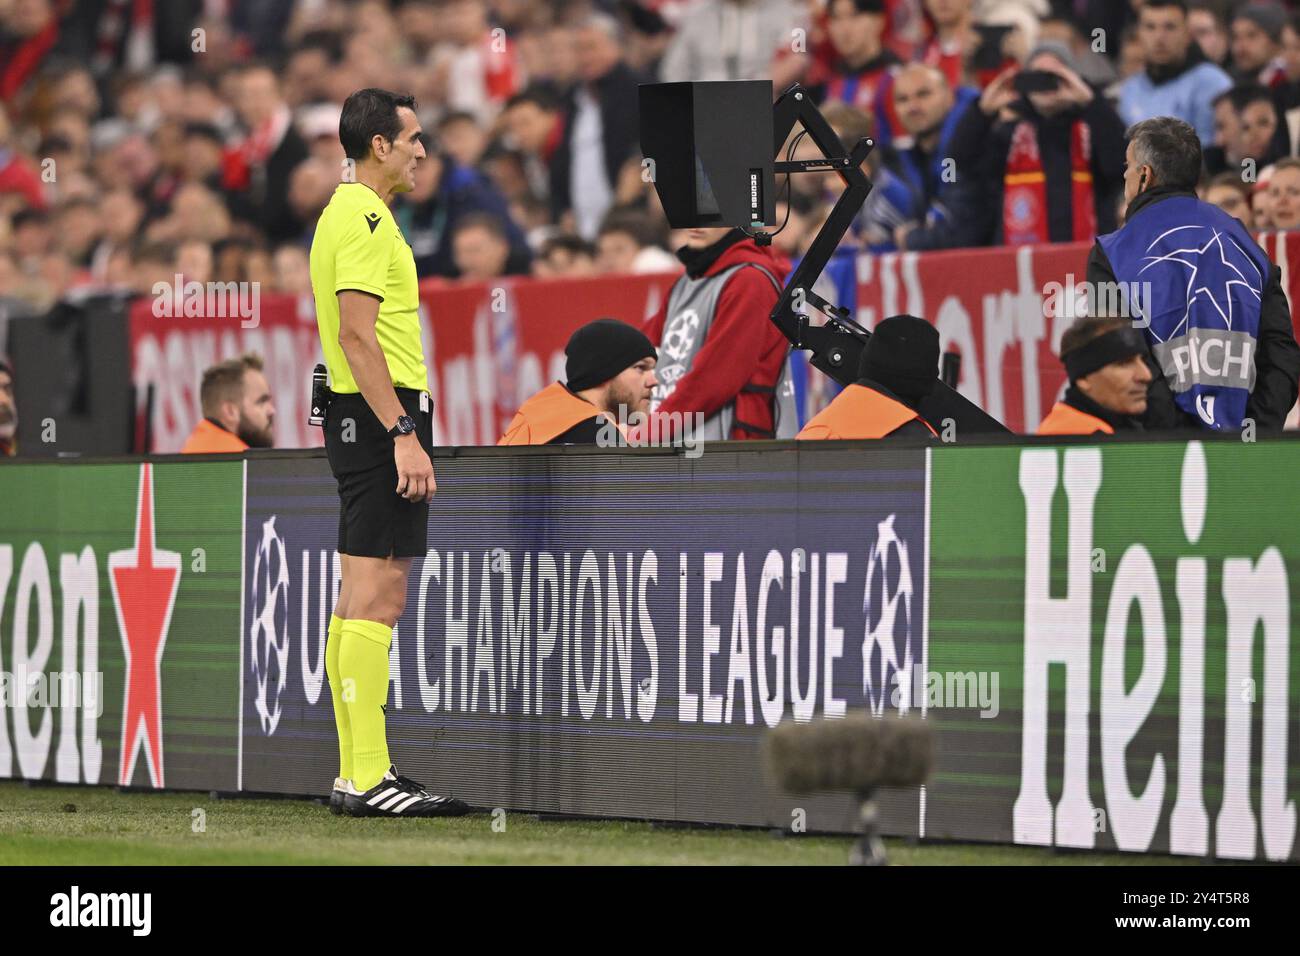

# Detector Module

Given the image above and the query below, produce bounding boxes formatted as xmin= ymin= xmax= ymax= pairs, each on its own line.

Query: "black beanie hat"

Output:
xmin=565 ymin=318 xmax=657 ymax=391
xmin=858 ymin=314 xmax=940 ymax=403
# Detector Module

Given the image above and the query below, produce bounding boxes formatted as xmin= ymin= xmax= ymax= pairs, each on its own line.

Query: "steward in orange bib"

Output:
xmin=499 ymin=318 xmax=658 ymax=445
xmin=797 ymin=314 xmax=940 ymax=440
xmin=180 ymin=353 xmax=275 ymax=453
xmin=1038 ymin=316 xmax=1153 ymax=436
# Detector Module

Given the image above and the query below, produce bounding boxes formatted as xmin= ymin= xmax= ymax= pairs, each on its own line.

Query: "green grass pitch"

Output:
xmin=0 ymin=782 xmax=1201 ymax=866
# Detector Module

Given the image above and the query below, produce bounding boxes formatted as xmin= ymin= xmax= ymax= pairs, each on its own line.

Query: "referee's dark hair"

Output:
xmin=339 ymin=88 xmax=418 ymax=162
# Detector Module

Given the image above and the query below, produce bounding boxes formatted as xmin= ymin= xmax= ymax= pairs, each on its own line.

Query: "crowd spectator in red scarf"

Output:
xmin=808 ymin=0 xmax=903 ymax=145
xmin=222 ymin=63 xmax=309 ymax=243
xmin=1231 ymin=2 xmax=1288 ymax=88
xmin=0 ymin=0 xmax=59 ymax=106
xmin=948 ymin=43 xmax=1126 ymax=247
xmin=51 ymin=0 xmax=210 ymax=77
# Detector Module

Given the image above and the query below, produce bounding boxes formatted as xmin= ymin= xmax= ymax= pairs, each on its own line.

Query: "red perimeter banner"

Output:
xmin=129 ymin=233 xmax=1300 ymax=451
xmin=130 ymin=275 xmax=674 ymax=452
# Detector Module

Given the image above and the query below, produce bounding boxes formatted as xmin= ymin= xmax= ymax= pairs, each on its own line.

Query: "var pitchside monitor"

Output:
xmin=638 ymin=80 xmax=777 ymax=229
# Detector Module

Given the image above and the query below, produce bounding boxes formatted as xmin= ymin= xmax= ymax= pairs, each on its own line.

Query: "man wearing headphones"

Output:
xmin=1039 ymin=316 xmax=1154 ymax=435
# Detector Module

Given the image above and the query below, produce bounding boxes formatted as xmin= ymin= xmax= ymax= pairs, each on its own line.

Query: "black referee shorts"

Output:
xmin=323 ymin=388 xmax=434 ymax=559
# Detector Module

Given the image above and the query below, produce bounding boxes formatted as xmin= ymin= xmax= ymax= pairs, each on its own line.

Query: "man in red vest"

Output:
xmin=797 ymin=314 xmax=940 ymax=440
xmin=642 ymin=226 xmax=793 ymax=441
xmin=1038 ymin=316 xmax=1153 ymax=436
xmin=499 ymin=318 xmax=657 ymax=445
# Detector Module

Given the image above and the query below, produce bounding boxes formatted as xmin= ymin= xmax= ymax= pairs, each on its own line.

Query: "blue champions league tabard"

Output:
xmin=1097 ymin=195 xmax=1272 ymax=430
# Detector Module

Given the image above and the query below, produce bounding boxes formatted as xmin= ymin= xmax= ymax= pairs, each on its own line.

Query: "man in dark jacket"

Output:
xmin=1087 ymin=115 xmax=1300 ymax=432
xmin=950 ymin=43 xmax=1127 ymax=246
xmin=549 ymin=13 xmax=648 ymax=239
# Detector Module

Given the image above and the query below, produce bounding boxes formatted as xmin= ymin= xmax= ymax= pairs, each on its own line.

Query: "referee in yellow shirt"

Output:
xmin=312 ymin=88 xmax=468 ymax=817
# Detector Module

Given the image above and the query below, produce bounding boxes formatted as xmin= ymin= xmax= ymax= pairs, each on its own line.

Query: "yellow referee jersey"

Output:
xmin=310 ymin=182 xmax=427 ymax=394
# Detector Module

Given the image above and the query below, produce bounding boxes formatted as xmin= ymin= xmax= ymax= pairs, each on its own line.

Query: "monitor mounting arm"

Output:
xmin=759 ymin=83 xmax=875 ymax=385
xmin=757 ymin=84 xmax=1009 ymax=433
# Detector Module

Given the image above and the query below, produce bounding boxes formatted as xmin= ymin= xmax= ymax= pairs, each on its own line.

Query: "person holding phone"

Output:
xmin=947 ymin=43 xmax=1128 ymax=246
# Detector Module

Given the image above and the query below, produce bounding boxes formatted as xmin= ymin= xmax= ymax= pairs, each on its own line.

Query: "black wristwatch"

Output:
xmin=387 ymin=415 xmax=417 ymax=439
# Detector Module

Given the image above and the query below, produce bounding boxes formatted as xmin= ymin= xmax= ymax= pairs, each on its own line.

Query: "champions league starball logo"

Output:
xmin=861 ymin=513 xmax=916 ymax=717
xmin=661 ymin=308 xmax=700 ymax=364
xmin=1136 ymin=224 xmax=1264 ymax=338
xmin=653 ymin=308 xmax=702 ymax=405
xmin=249 ymin=516 xmax=291 ymax=735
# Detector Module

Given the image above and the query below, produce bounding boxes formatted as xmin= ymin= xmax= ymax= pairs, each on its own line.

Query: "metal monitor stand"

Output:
xmin=757 ymin=84 xmax=1008 ymax=435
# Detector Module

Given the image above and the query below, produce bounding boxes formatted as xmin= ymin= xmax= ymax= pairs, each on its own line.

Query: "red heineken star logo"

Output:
xmin=108 ymin=463 xmax=181 ymax=788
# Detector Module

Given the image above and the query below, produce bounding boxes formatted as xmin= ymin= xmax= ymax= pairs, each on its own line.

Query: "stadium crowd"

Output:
xmin=2 ymin=0 xmax=1300 ymax=317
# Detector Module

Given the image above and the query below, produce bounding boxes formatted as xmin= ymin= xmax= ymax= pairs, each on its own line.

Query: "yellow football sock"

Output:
xmin=339 ymin=618 xmax=393 ymax=793
xmin=324 ymin=614 xmax=352 ymax=781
